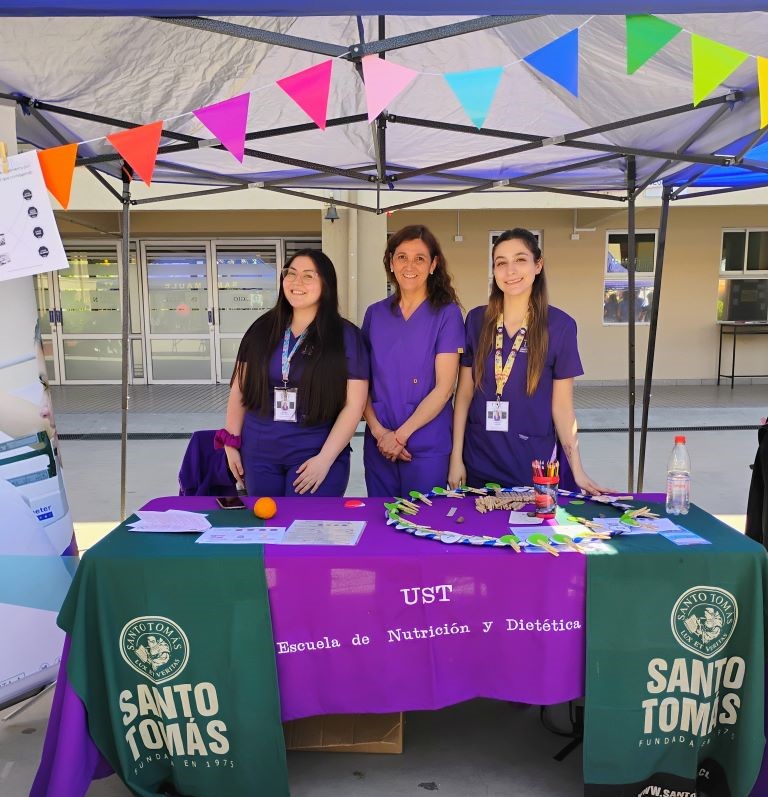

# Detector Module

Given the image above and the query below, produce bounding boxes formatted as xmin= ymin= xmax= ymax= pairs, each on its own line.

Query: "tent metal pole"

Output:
xmin=674 ymin=183 xmax=768 ymax=200
xmin=132 ymin=184 xmax=251 ymax=205
xmin=626 ymin=156 xmax=637 ymax=493
xmin=261 ymin=184 xmax=376 ymax=212
xmin=119 ymin=163 xmax=132 ymax=521
xmin=634 ymin=104 xmax=731 ymax=196
xmin=638 ymin=187 xmax=671 ymax=492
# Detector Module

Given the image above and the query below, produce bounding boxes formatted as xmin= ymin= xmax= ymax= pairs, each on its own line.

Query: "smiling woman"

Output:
xmin=219 ymin=249 xmax=369 ymax=498
xmin=449 ymin=228 xmax=607 ymax=495
xmin=361 ymin=225 xmax=464 ymax=497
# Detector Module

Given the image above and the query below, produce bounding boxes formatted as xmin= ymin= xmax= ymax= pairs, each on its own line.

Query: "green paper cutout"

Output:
xmin=485 ymin=482 xmax=502 ymax=490
xmin=570 ymin=499 xmax=586 ymax=505
xmin=432 ymin=486 xmax=448 ymax=495
xmin=691 ymin=34 xmax=749 ymax=106
xmin=626 ymin=15 xmax=682 ymax=75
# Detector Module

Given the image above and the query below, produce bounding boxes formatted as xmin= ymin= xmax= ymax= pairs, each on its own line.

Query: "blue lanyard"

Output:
xmin=281 ymin=327 xmax=307 ymax=385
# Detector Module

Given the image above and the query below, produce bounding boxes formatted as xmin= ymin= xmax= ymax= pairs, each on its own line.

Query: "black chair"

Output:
xmin=746 ymin=420 xmax=768 ymax=547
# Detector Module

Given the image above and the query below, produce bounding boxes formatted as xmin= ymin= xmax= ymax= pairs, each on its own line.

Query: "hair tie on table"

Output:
xmin=214 ymin=429 xmax=241 ymax=450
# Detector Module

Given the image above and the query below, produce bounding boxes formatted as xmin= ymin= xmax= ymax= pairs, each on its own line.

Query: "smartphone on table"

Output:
xmin=216 ymin=495 xmax=246 ymax=510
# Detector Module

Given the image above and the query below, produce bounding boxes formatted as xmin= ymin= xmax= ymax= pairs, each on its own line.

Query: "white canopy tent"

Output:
xmin=2 ymin=8 xmax=767 ymax=510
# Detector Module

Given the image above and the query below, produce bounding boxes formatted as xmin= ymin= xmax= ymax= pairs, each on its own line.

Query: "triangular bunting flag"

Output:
xmin=444 ymin=67 xmax=503 ymax=129
xmin=758 ymin=57 xmax=768 ymax=130
xmin=523 ymin=28 xmax=579 ymax=97
xmin=106 ymin=121 xmax=163 ymax=187
xmin=37 ymin=143 xmax=77 ymax=210
xmin=361 ymin=55 xmax=419 ymax=121
xmin=277 ymin=61 xmax=333 ymax=130
xmin=691 ymin=35 xmax=749 ymax=106
xmin=193 ymin=94 xmax=250 ymax=162
xmin=625 ymin=15 xmax=682 ymax=74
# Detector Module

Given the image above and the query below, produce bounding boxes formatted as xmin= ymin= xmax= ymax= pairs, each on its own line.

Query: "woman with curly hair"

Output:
xmin=362 ymin=225 xmax=464 ymax=496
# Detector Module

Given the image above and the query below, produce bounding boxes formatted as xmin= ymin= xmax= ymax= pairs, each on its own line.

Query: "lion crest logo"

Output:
xmin=119 ymin=616 xmax=189 ymax=684
xmin=671 ymin=587 xmax=738 ymax=659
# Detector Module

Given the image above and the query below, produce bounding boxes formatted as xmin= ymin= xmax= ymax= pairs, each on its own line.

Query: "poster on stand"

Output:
xmin=0 ymin=150 xmax=67 ymax=283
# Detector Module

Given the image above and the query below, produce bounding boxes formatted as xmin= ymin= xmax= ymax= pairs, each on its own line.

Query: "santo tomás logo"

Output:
xmin=671 ymin=586 xmax=738 ymax=659
xmin=119 ymin=616 xmax=189 ymax=684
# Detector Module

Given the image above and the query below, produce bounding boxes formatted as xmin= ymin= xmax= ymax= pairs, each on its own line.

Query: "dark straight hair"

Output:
xmin=232 ymin=249 xmax=348 ymax=425
xmin=474 ymin=228 xmax=549 ymax=397
xmin=383 ymin=224 xmax=460 ymax=310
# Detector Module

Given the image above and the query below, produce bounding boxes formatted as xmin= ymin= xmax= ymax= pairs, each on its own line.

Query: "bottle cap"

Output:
xmin=674 ymin=435 xmax=686 ymax=444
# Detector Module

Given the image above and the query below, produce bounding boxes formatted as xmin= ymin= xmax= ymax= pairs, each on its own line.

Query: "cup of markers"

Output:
xmin=532 ymin=459 xmax=559 ymax=519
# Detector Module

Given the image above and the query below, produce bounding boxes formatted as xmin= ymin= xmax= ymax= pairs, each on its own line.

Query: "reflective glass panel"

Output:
xmin=721 ymin=231 xmax=746 ymax=272
xmin=150 ymin=339 xmax=211 ymax=381
xmin=59 ymin=248 xmax=121 ymax=333
xmin=62 ymin=338 xmax=122 ymax=381
xmin=216 ymin=245 xmax=278 ymax=334
xmin=145 ymin=246 xmax=209 ymax=334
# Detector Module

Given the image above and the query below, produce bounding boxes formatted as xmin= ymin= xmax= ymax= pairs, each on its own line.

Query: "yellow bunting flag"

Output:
xmin=691 ymin=34 xmax=749 ymax=107
xmin=37 ymin=143 xmax=77 ymax=210
xmin=758 ymin=57 xmax=768 ymax=130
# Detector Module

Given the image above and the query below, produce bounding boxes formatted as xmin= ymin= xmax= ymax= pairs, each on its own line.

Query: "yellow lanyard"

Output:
xmin=494 ymin=313 xmax=527 ymax=399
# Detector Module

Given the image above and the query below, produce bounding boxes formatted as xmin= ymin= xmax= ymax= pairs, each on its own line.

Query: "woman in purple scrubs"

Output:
xmin=220 ymin=249 xmax=369 ymax=497
xmin=362 ymin=225 xmax=464 ymax=497
xmin=449 ymin=228 xmax=606 ymax=493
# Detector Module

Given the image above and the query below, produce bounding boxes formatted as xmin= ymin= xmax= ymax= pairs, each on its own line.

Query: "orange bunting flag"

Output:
xmin=106 ymin=121 xmax=164 ymax=186
xmin=759 ymin=57 xmax=768 ymax=130
xmin=37 ymin=143 xmax=77 ymax=210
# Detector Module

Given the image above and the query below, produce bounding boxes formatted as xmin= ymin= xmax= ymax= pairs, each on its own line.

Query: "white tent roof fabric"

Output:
xmin=2 ymin=13 xmax=767 ymax=204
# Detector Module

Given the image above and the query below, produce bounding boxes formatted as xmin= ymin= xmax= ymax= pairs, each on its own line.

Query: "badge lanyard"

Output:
xmin=494 ymin=313 xmax=528 ymax=404
xmin=279 ymin=327 xmax=307 ymax=409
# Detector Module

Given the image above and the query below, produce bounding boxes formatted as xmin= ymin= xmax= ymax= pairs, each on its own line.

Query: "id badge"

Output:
xmin=485 ymin=400 xmax=509 ymax=432
xmin=274 ymin=388 xmax=298 ymax=422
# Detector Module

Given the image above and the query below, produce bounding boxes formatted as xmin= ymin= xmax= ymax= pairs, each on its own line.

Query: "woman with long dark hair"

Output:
xmin=362 ymin=225 xmax=464 ymax=496
xmin=448 ymin=228 xmax=605 ymax=493
xmin=219 ymin=249 xmax=369 ymax=497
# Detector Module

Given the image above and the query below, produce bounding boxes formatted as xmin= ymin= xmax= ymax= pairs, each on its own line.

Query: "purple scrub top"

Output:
xmin=362 ymin=298 xmax=464 ymax=456
xmin=241 ymin=320 xmax=369 ymax=464
xmin=460 ymin=304 xmax=583 ymax=488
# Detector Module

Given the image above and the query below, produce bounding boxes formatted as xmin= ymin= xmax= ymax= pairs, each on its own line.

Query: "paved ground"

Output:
xmin=2 ymin=383 xmax=765 ymax=796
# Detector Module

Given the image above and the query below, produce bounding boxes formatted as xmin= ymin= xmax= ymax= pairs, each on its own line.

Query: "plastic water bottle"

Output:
xmin=666 ymin=435 xmax=691 ymax=515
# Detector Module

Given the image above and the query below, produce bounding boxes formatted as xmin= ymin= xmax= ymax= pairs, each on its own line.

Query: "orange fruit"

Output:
xmin=253 ymin=496 xmax=278 ymax=520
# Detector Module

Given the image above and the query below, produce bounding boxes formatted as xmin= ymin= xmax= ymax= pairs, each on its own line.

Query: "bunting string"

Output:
xmin=30 ymin=14 xmax=768 ymax=207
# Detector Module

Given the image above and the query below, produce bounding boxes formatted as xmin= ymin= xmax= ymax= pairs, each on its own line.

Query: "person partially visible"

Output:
xmin=449 ymin=228 xmax=608 ymax=494
xmin=362 ymin=225 xmax=464 ymax=497
xmin=221 ymin=249 xmax=369 ymax=497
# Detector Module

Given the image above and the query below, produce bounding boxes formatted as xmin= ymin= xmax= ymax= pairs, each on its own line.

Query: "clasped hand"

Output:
xmin=377 ymin=429 xmax=412 ymax=463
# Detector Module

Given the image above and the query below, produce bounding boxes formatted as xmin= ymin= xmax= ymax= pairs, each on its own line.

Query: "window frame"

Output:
xmin=602 ymin=228 xmax=658 ymax=327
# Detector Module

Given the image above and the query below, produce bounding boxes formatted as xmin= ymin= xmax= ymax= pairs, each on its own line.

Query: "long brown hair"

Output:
xmin=474 ymin=229 xmax=549 ymax=397
xmin=384 ymin=224 xmax=460 ymax=309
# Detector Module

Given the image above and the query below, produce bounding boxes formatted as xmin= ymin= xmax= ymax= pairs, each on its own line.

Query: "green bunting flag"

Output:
xmin=691 ymin=34 xmax=749 ymax=106
xmin=625 ymin=15 xmax=683 ymax=75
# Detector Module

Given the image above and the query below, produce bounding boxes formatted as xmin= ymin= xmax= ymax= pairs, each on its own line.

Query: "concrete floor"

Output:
xmin=2 ymin=384 xmax=764 ymax=796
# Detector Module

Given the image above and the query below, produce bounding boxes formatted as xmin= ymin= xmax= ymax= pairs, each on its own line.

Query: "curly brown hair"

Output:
xmin=383 ymin=224 xmax=460 ymax=310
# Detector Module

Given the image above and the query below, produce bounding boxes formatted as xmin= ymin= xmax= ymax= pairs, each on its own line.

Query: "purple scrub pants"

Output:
xmin=244 ymin=452 xmax=350 ymax=498
xmin=363 ymin=434 xmax=449 ymax=497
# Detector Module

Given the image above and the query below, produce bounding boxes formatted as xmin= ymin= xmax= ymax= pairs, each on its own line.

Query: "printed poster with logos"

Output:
xmin=583 ymin=507 xmax=768 ymax=797
xmin=0 ymin=150 xmax=68 ymax=283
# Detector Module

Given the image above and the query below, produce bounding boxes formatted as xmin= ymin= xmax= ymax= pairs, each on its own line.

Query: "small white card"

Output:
xmin=508 ymin=510 xmax=543 ymax=526
xmin=485 ymin=400 xmax=509 ymax=432
xmin=195 ymin=527 xmax=286 ymax=545
xmin=273 ymin=388 xmax=298 ymax=422
xmin=128 ymin=510 xmax=211 ymax=533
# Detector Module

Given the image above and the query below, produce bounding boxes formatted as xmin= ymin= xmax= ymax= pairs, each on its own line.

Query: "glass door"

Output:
xmin=141 ymin=242 xmax=215 ymax=383
xmin=33 ymin=272 xmax=59 ymax=384
xmin=212 ymin=240 xmax=281 ymax=383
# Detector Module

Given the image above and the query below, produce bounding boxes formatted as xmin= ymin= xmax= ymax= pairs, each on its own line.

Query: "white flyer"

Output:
xmin=0 ymin=151 xmax=68 ymax=283
xmin=195 ymin=527 xmax=286 ymax=545
xmin=283 ymin=520 xmax=366 ymax=546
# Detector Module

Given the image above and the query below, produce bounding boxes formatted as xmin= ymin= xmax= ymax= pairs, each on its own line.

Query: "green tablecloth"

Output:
xmin=59 ymin=510 xmax=289 ymax=797
xmin=582 ymin=501 xmax=768 ymax=796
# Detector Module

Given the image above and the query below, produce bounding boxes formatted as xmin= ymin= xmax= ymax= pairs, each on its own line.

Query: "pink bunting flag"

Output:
xmin=277 ymin=61 xmax=333 ymax=130
xmin=361 ymin=55 xmax=418 ymax=122
xmin=192 ymin=94 xmax=251 ymax=163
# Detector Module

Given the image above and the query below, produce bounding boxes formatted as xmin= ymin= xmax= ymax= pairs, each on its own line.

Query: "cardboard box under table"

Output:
xmin=284 ymin=712 xmax=404 ymax=754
